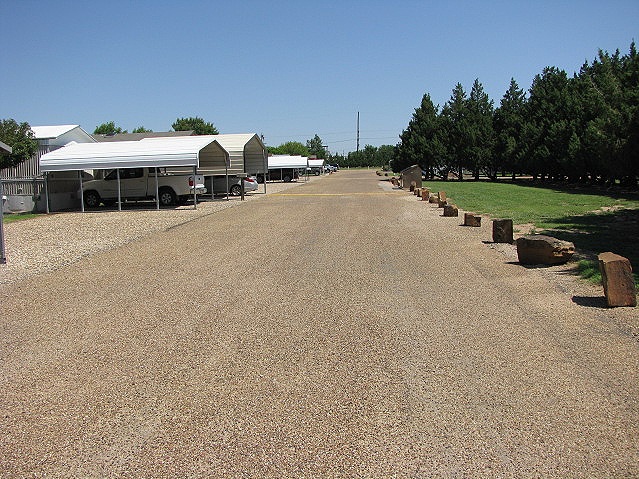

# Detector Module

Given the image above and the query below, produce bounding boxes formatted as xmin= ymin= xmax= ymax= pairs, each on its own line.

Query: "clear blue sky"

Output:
xmin=2 ymin=0 xmax=638 ymax=154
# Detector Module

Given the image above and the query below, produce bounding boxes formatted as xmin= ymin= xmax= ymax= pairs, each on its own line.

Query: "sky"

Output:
xmin=2 ymin=0 xmax=638 ymax=154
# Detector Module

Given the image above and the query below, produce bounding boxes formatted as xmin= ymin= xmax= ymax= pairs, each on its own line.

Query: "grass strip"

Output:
xmin=422 ymin=180 xmax=639 ymax=285
xmin=2 ymin=213 xmax=40 ymax=224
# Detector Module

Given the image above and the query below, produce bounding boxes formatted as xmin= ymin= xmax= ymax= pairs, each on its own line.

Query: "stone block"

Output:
xmin=429 ymin=194 xmax=438 ymax=203
xmin=438 ymin=191 xmax=447 ymax=208
xmin=598 ymin=252 xmax=637 ymax=307
xmin=443 ymin=204 xmax=458 ymax=217
xmin=516 ymin=235 xmax=575 ymax=265
xmin=464 ymin=213 xmax=481 ymax=227
xmin=493 ymin=219 xmax=513 ymax=244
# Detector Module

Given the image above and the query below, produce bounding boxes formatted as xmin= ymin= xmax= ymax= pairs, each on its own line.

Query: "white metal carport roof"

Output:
xmin=268 ymin=155 xmax=309 ymax=169
xmin=308 ymin=158 xmax=325 ymax=168
xmin=40 ymin=136 xmax=229 ymax=172
xmin=211 ymin=134 xmax=267 ymax=175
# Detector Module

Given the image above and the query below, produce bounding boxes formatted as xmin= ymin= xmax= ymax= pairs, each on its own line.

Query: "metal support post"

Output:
xmin=44 ymin=172 xmax=50 ymax=214
xmin=155 ymin=167 xmax=159 ymax=210
xmin=193 ymin=166 xmax=198 ymax=210
xmin=79 ymin=170 xmax=85 ymax=213
xmin=0 ymin=179 xmax=6 ymax=264
xmin=117 ymin=168 xmax=122 ymax=211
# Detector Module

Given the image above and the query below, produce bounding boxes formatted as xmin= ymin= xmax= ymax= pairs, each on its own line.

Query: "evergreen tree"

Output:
xmin=394 ymin=93 xmax=445 ymax=176
xmin=494 ymin=78 xmax=527 ymax=179
xmin=440 ymin=83 xmax=471 ymax=180
xmin=306 ymin=134 xmax=327 ymax=159
xmin=521 ymin=67 xmax=574 ymax=180
xmin=466 ymin=79 xmax=495 ymax=179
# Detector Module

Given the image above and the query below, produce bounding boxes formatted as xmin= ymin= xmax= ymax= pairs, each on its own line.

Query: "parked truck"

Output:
xmin=81 ymin=167 xmax=206 ymax=207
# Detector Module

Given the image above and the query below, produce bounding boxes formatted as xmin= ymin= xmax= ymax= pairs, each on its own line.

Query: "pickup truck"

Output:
xmin=81 ymin=168 xmax=206 ymax=207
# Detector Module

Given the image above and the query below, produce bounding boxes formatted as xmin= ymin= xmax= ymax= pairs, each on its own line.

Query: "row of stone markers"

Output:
xmin=407 ymin=183 xmax=636 ymax=308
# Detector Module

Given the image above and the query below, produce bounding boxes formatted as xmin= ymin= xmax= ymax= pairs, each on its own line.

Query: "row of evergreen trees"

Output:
xmin=393 ymin=43 xmax=639 ymax=186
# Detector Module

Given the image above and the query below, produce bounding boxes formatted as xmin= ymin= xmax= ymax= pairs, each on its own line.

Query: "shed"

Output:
xmin=400 ymin=164 xmax=422 ymax=189
xmin=39 ymin=136 xmax=229 ymax=211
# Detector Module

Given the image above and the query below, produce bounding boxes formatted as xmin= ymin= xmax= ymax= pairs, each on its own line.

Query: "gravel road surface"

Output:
xmin=1 ymin=170 xmax=637 ymax=478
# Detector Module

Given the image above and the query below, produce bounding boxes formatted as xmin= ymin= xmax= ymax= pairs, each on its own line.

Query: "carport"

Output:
xmin=268 ymin=155 xmax=309 ymax=182
xmin=39 ymin=136 xmax=229 ymax=212
xmin=141 ymin=133 xmax=267 ymax=196
xmin=211 ymin=134 xmax=268 ymax=193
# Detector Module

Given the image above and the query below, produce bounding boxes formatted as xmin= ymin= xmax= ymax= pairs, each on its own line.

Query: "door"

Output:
xmin=122 ymin=168 xmax=147 ymax=198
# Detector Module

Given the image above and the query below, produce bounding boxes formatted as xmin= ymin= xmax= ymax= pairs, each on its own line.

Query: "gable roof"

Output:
xmin=40 ymin=136 xmax=228 ymax=171
xmin=0 ymin=140 xmax=12 ymax=155
xmin=31 ymin=125 xmax=82 ymax=139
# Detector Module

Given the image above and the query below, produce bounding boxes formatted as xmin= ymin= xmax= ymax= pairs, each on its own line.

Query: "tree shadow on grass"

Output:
xmin=538 ymin=208 xmax=639 ymax=283
xmin=508 ymin=180 xmax=639 ymax=202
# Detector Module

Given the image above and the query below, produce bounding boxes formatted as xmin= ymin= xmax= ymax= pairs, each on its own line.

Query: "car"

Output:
xmin=206 ymin=175 xmax=259 ymax=196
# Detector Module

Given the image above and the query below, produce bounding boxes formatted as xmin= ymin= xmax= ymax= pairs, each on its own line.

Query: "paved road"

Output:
xmin=1 ymin=170 xmax=637 ymax=478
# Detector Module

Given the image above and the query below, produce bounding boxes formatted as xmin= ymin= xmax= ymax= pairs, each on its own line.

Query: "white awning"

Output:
xmin=268 ymin=155 xmax=308 ymax=169
xmin=308 ymin=158 xmax=325 ymax=168
xmin=40 ymin=136 xmax=228 ymax=172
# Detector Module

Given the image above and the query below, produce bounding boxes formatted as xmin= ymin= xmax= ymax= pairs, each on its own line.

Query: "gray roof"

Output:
xmin=0 ymin=140 xmax=12 ymax=156
xmin=400 ymin=164 xmax=421 ymax=173
xmin=92 ymin=131 xmax=195 ymax=142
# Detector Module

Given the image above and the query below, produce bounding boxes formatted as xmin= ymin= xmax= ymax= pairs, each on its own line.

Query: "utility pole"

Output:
xmin=356 ymin=111 xmax=360 ymax=152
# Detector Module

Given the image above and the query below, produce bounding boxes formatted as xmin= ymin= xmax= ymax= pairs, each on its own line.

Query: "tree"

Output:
xmin=521 ymin=66 xmax=574 ymax=180
xmin=0 ymin=119 xmax=38 ymax=169
xmin=306 ymin=134 xmax=327 ymax=159
xmin=94 ymin=121 xmax=126 ymax=135
xmin=268 ymin=141 xmax=309 ymax=156
xmin=375 ymin=145 xmax=396 ymax=168
xmin=494 ymin=78 xmax=527 ymax=179
xmin=132 ymin=126 xmax=152 ymax=133
xmin=466 ymin=79 xmax=495 ymax=179
xmin=172 ymin=117 xmax=218 ymax=135
xmin=394 ymin=93 xmax=445 ymax=176
xmin=440 ymin=83 xmax=472 ymax=180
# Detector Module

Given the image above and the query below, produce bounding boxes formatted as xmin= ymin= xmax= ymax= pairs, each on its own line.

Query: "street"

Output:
xmin=1 ymin=170 xmax=637 ymax=478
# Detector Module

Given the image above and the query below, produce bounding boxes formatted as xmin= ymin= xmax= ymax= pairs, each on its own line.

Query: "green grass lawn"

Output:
xmin=422 ymin=180 xmax=639 ymax=285
xmin=2 ymin=212 xmax=40 ymax=224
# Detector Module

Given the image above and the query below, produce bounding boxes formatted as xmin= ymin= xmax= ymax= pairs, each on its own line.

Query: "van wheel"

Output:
xmin=230 ymin=184 xmax=242 ymax=196
xmin=84 ymin=191 xmax=101 ymax=208
xmin=159 ymin=187 xmax=177 ymax=206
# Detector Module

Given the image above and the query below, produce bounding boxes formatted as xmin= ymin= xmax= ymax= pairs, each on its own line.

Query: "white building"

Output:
xmin=0 ymin=125 xmax=95 ymax=212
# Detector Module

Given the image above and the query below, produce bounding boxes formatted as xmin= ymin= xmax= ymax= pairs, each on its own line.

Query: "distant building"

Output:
xmin=92 ymin=130 xmax=195 ymax=142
